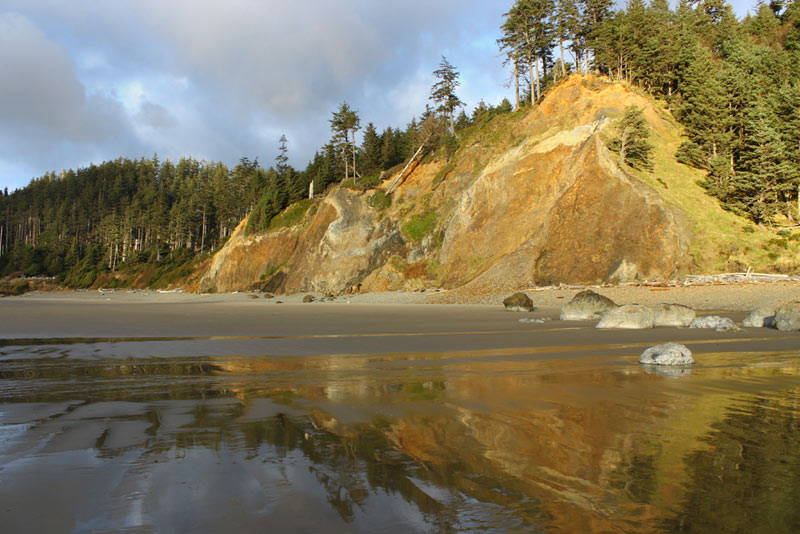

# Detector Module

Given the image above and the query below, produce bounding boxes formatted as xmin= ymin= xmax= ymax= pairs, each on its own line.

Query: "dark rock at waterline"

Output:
xmin=639 ymin=343 xmax=694 ymax=366
xmin=560 ymin=290 xmax=617 ymax=321
xmin=503 ymin=292 xmax=534 ymax=312
xmin=774 ymin=301 xmax=800 ymax=331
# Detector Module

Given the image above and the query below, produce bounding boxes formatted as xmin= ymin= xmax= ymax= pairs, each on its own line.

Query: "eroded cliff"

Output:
xmin=198 ymin=77 xmax=699 ymax=294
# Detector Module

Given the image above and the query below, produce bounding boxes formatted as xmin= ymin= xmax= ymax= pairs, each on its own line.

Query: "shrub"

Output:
xmin=402 ymin=210 xmax=437 ymax=242
xmin=367 ymin=191 xmax=391 ymax=211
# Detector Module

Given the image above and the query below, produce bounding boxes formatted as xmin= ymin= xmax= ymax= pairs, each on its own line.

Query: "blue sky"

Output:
xmin=0 ymin=0 xmax=762 ymax=192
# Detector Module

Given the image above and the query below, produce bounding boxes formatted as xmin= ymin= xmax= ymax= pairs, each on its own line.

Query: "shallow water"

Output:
xmin=2 ymin=336 xmax=800 ymax=534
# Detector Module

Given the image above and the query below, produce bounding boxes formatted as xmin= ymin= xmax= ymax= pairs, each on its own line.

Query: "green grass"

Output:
xmin=268 ymin=199 xmax=316 ymax=230
xmin=402 ymin=210 xmax=437 ymax=242
xmin=611 ymin=92 xmax=800 ymax=275
xmin=367 ymin=191 xmax=391 ymax=211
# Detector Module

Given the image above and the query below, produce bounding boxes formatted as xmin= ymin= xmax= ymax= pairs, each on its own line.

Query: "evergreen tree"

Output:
xmin=330 ymin=102 xmax=361 ymax=183
xmin=609 ymin=106 xmax=654 ymax=169
xmin=361 ymin=123 xmax=383 ymax=178
xmin=430 ymin=56 xmax=465 ymax=135
xmin=276 ymin=135 xmax=289 ymax=176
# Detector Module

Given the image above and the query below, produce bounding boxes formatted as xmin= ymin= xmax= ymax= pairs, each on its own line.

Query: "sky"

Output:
xmin=0 ymin=0 xmax=761 ymax=192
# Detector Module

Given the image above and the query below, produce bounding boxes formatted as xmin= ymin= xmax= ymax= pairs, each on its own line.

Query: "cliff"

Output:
xmin=197 ymin=76 xmax=775 ymax=295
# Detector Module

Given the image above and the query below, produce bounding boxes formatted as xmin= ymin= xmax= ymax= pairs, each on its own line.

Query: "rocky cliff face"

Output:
xmin=198 ymin=77 xmax=693 ymax=294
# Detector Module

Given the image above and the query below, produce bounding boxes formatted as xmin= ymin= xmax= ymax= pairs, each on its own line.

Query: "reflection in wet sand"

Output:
xmin=1 ymin=344 xmax=800 ymax=532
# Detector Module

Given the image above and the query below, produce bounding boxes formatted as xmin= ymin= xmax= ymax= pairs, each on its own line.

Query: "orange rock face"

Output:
xmin=199 ymin=76 xmax=691 ymax=294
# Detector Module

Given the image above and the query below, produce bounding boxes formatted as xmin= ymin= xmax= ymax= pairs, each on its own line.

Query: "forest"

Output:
xmin=1 ymin=0 xmax=798 ymax=288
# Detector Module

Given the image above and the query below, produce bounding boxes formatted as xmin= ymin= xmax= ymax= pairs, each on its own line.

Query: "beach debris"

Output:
xmin=689 ymin=316 xmax=741 ymax=331
xmin=303 ymin=295 xmax=315 ymax=303
xmin=652 ymin=303 xmax=696 ymax=327
xmin=518 ymin=317 xmax=550 ymax=323
xmin=742 ymin=306 xmax=776 ymax=328
xmin=560 ymin=290 xmax=618 ymax=321
xmin=503 ymin=292 xmax=534 ymax=312
xmin=248 ymin=294 xmax=259 ymax=299
xmin=639 ymin=343 xmax=694 ymax=366
xmin=774 ymin=301 xmax=800 ymax=331
xmin=597 ymin=304 xmax=655 ymax=329
xmin=262 ymin=292 xmax=275 ymax=299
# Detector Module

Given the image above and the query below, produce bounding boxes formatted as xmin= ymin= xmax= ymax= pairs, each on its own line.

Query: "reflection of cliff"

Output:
xmin=8 ymin=352 xmax=800 ymax=532
xmin=661 ymin=388 xmax=800 ymax=533
xmin=375 ymin=363 xmax=800 ymax=533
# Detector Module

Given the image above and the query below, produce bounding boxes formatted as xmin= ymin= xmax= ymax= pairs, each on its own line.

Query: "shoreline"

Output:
xmin=5 ymin=278 xmax=800 ymax=311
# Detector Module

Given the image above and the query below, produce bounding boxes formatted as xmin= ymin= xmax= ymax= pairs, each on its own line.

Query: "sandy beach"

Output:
xmin=2 ymin=285 xmax=800 ymax=532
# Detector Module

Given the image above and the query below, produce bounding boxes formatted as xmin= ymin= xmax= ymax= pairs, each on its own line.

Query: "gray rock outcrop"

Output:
xmin=639 ymin=343 xmax=694 ymax=366
xmin=689 ymin=316 xmax=741 ymax=332
xmin=560 ymin=290 xmax=618 ymax=321
xmin=774 ymin=301 xmax=800 ymax=331
xmin=742 ymin=306 xmax=776 ymax=328
xmin=596 ymin=304 xmax=655 ymax=329
xmin=652 ymin=303 xmax=696 ymax=327
xmin=503 ymin=292 xmax=534 ymax=312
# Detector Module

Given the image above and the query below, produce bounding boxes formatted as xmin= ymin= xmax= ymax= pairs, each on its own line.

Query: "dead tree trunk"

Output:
xmin=386 ymin=141 xmax=428 ymax=195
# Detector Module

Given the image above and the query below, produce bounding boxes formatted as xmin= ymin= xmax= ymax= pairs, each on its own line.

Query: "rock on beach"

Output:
xmin=774 ymin=301 xmax=800 ymax=331
xmin=651 ymin=303 xmax=696 ymax=327
xmin=689 ymin=316 xmax=741 ymax=332
xmin=742 ymin=306 xmax=776 ymax=328
xmin=596 ymin=304 xmax=654 ymax=329
xmin=560 ymin=290 xmax=617 ymax=321
xmin=639 ymin=343 xmax=694 ymax=366
xmin=503 ymin=292 xmax=534 ymax=312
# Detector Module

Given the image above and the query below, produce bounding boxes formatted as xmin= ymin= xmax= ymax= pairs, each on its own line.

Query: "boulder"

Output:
xmin=742 ymin=306 xmax=776 ymax=328
xmin=596 ymin=304 xmax=655 ymax=329
xmin=503 ymin=292 xmax=535 ymax=312
xmin=560 ymin=290 xmax=618 ymax=321
xmin=303 ymin=294 xmax=315 ymax=303
xmin=689 ymin=316 xmax=741 ymax=332
xmin=652 ymin=303 xmax=696 ymax=327
xmin=774 ymin=301 xmax=800 ymax=331
xmin=639 ymin=343 xmax=694 ymax=366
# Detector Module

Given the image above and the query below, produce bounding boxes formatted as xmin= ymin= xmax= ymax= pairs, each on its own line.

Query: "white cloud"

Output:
xmin=0 ymin=12 xmax=143 ymax=183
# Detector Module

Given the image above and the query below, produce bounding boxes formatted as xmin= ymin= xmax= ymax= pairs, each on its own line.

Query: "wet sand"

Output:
xmin=2 ymin=291 xmax=800 ymax=532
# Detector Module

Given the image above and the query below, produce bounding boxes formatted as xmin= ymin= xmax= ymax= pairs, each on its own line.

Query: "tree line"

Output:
xmin=0 ymin=68 xmax=508 ymax=286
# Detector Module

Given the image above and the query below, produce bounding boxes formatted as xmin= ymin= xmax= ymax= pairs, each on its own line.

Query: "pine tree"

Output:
xmin=609 ymin=106 xmax=654 ymax=169
xmin=430 ymin=56 xmax=465 ymax=135
xmin=329 ymin=102 xmax=361 ymax=183
xmin=275 ymin=135 xmax=289 ymax=176
xmin=361 ymin=123 xmax=383 ymax=178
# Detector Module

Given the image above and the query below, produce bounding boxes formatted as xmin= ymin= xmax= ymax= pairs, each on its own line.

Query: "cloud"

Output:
xmin=135 ymin=101 xmax=176 ymax=130
xmin=0 ymin=1 xmax=510 ymax=190
xmin=0 ymin=12 xmax=143 ymax=180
